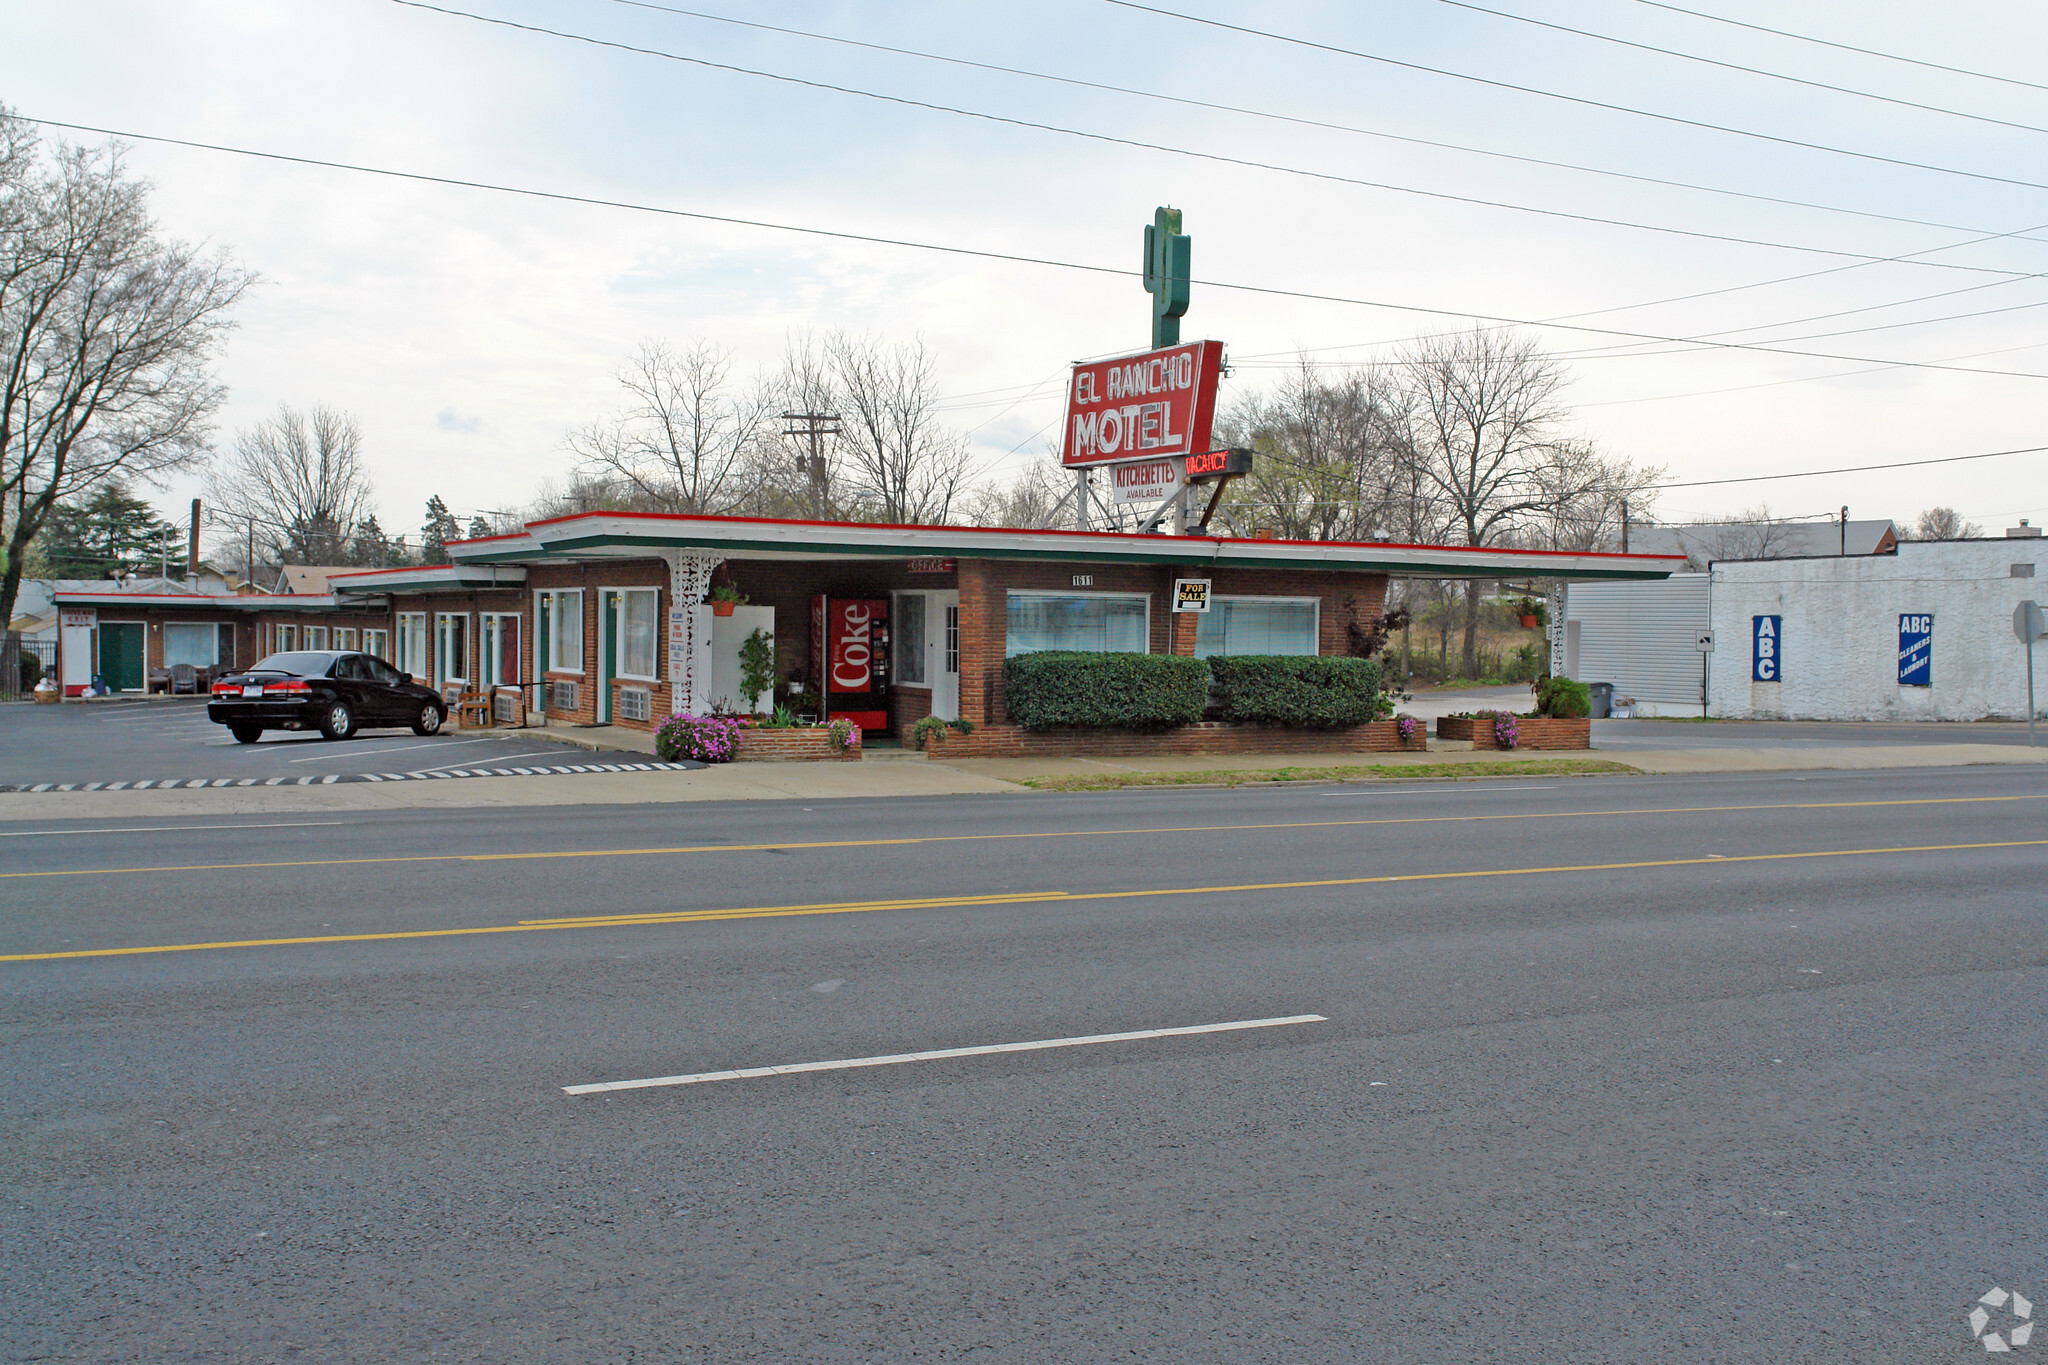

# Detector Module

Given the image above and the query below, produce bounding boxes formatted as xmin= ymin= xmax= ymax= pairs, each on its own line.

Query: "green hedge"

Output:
xmin=1002 ymin=651 xmax=1207 ymax=730
xmin=1208 ymin=655 xmax=1385 ymax=728
xmin=1533 ymin=675 xmax=1591 ymax=719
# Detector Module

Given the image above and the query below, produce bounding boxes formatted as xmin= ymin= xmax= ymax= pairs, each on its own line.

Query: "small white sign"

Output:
xmin=60 ymin=608 xmax=96 ymax=629
xmin=1110 ymin=458 xmax=1180 ymax=504
xmin=1695 ymin=630 xmax=1716 ymax=653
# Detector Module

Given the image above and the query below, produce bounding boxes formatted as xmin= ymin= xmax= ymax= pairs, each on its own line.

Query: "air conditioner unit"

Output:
xmin=549 ymin=680 xmax=580 ymax=713
xmin=617 ymin=686 xmax=651 ymax=723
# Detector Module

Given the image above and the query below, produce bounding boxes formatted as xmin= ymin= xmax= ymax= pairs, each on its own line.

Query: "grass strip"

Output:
xmin=1016 ymin=759 xmax=1640 ymax=791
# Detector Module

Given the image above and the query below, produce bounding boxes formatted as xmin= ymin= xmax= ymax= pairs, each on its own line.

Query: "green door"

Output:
xmin=599 ymin=591 xmax=619 ymax=723
xmin=100 ymin=623 xmax=145 ymax=693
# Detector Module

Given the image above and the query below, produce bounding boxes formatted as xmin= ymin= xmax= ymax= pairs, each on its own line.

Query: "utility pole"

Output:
xmin=781 ymin=410 xmax=841 ymax=519
xmin=1839 ymin=505 xmax=1849 ymax=555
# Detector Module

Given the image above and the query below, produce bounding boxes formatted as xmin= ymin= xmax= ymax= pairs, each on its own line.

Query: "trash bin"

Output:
xmin=1587 ymin=681 xmax=1614 ymax=719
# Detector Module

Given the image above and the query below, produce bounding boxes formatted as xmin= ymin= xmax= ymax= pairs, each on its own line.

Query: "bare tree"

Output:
xmin=206 ymin=404 xmax=373 ymax=568
xmin=0 ymin=108 xmax=251 ymax=628
xmin=827 ymin=332 xmax=977 ymax=524
xmin=1699 ymin=503 xmax=1794 ymax=565
xmin=1400 ymin=327 xmax=1575 ymax=675
xmin=959 ymin=456 xmax=1069 ymax=528
xmin=1519 ymin=438 xmax=1663 ymax=552
xmin=1216 ymin=358 xmax=1411 ymax=541
xmin=1906 ymin=506 xmax=1981 ymax=540
xmin=567 ymin=340 xmax=775 ymax=515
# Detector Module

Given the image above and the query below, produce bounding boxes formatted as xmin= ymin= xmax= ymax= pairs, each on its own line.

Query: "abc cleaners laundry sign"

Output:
xmin=1062 ymin=340 xmax=1223 ymax=467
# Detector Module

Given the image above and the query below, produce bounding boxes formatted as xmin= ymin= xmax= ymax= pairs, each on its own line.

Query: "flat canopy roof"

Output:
xmin=325 ymin=563 xmax=529 ymax=595
xmin=51 ymin=591 xmax=343 ymax=613
xmin=442 ymin=511 xmax=1683 ymax=581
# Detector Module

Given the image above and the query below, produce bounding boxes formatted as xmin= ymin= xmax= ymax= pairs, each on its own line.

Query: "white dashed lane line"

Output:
xmin=0 ymin=762 xmax=698 ymax=793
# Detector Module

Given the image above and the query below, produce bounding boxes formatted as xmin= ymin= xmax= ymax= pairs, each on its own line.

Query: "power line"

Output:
xmin=27 ymin=114 xmax=2048 ymax=384
xmin=1436 ymin=0 xmax=2048 ymax=136
xmin=1099 ymin=0 xmax=2048 ymax=194
xmin=590 ymin=0 xmax=2048 ymax=247
xmin=1651 ymin=444 xmax=2048 ymax=490
xmin=1626 ymin=0 xmax=2048 ymax=95
xmin=1576 ymin=337 xmax=2048 ymax=409
xmin=391 ymin=0 xmax=2037 ymax=276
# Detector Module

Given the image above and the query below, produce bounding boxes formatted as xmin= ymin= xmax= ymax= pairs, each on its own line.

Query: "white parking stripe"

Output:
xmin=563 ymin=1015 xmax=1329 ymax=1095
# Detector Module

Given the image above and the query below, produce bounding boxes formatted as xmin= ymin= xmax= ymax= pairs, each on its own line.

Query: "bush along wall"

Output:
xmin=1003 ymin=651 xmax=1208 ymax=730
xmin=1208 ymin=655 xmax=1386 ymax=728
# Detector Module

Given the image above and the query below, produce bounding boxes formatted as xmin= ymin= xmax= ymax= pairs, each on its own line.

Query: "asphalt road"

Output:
xmin=3 ymin=766 xmax=2044 ymax=1361
xmin=0 ymin=699 xmax=670 ymax=788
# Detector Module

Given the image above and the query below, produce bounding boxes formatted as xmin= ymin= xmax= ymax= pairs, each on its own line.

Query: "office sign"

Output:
xmin=1110 ymin=458 xmax=1180 ymax=503
xmin=1173 ymin=579 xmax=1212 ymax=613
xmin=60 ymin=608 xmax=96 ymax=629
xmin=1898 ymin=614 xmax=1933 ymax=686
xmin=1061 ymin=340 xmax=1223 ymax=467
xmin=1751 ymin=615 xmax=1781 ymax=682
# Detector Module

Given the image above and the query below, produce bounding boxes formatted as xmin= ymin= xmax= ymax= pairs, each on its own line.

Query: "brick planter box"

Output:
xmin=732 ymin=728 xmax=861 ymax=762
xmin=1435 ymin=714 xmax=1591 ymax=750
xmin=916 ymin=719 xmax=1426 ymax=760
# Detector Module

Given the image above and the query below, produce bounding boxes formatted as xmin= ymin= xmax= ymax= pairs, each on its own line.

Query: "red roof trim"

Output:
xmin=517 ymin=509 xmax=1685 ymax=563
xmin=325 ymin=564 xmax=459 ymax=580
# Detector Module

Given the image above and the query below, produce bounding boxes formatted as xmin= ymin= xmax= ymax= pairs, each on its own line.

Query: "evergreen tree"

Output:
xmin=421 ymin=496 xmax=459 ymax=563
xmin=348 ymin=515 xmax=391 ymax=567
xmin=466 ymin=515 xmax=492 ymax=541
xmin=36 ymin=485 xmax=178 ymax=579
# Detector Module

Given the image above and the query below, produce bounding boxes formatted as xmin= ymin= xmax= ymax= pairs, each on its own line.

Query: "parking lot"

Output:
xmin=0 ymin=699 xmax=696 ymax=790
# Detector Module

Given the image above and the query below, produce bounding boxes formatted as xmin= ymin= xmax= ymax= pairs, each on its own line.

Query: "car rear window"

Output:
xmin=249 ymin=652 xmax=339 ymax=676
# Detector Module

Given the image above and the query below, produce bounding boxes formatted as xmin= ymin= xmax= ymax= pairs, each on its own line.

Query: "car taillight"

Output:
xmin=211 ymin=681 xmax=240 ymax=696
xmin=266 ymin=680 xmax=312 ymax=695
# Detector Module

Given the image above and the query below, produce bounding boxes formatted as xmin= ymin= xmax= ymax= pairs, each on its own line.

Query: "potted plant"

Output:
xmin=709 ymin=583 xmax=746 ymax=617
xmin=1512 ymin=595 xmax=1545 ymax=629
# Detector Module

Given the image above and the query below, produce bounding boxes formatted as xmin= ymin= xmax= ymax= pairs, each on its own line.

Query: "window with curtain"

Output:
xmin=436 ymin=613 xmax=468 ymax=682
xmin=163 ymin=623 xmax=217 ymax=667
xmin=1192 ymin=598 xmax=1320 ymax=657
xmin=619 ymin=590 xmax=658 ymax=679
xmin=894 ymin=593 xmax=927 ymax=684
xmin=394 ymin=614 xmax=426 ymax=676
xmin=364 ymin=628 xmax=389 ymax=662
xmin=547 ymin=591 xmax=583 ymax=672
xmin=1005 ymin=592 xmax=1150 ymax=656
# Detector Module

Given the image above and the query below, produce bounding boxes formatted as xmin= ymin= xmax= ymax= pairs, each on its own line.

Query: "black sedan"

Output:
xmin=207 ymin=651 xmax=448 ymax=743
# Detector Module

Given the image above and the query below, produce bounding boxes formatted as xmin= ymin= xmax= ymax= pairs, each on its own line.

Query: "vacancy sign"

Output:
xmin=1061 ymin=340 xmax=1223 ymax=467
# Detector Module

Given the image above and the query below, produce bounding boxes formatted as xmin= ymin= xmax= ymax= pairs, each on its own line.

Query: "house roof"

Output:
xmin=1620 ymin=519 xmax=1898 ymax=563
xmin=274 ymin=565 xmax=359 ymax=595
xmin=442 ymin=511 xmax=1684 ymax=581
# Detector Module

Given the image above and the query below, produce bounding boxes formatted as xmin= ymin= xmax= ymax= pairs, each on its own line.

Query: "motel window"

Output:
xmin=162 ymin=622 xmax=218 ymax=668
xmin=435 ymin=613 xmax=469 ymax=686
xmin=217 ymin=623 xmax=237 ymax=670
xmin=274 ymin=624 xmax=298 ymax=653
xmin=334 ymin=628 xmax=357 ymax=650
xmin=542 ymin=590 xmax=583 ymax=672
xmin=1005 ymin=591 xmax=1149 ymax=657
xmin=303 ymin=626 xmax=329 ymax=650
xmin=618 ymin=589 xmax=658 ymax=680
xmin=894 ymin=593 xmax=927 ymax=685
xmin=364 ymin=628 xmax=390 ymax=662
xmin=1192 ymin=598 xmax=1320 ymax=658
xmin=394 ymin=613 xmax=427 ymax=677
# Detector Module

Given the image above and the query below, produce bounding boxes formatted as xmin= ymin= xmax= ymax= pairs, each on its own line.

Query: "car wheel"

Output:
xmin=320 ymin=701 xmax=356 ymax=741
xmin=230 ymin=723 xmax=263 ymax=745
xmin=412 ymin=703 xmax=444 ymax=736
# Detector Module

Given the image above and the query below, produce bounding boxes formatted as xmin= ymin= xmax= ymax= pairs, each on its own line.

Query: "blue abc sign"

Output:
xmin=1752 ymin=615 xmax=1782 ymax=682
xmin=1898 ymin=614 xmax=1933 ymax=686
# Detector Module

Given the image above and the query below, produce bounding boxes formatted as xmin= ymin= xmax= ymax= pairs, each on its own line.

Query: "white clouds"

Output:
xmin=6 ymin=0 xmax=2046 ymax=531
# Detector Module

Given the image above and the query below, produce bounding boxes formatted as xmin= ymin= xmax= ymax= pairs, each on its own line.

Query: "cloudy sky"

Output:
xmin=8 ymin=0 xmax=2048 ymax=544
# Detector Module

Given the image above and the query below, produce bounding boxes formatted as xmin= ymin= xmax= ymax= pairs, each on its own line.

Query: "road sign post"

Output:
xmin=2017 ymin=601 xmax=2045 ymax=746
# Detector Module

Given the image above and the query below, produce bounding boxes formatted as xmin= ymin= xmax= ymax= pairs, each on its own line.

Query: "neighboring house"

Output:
xmin=1617 ymin=518 xmax=1898 ymax=571
xmin=273 ymin=565 xmax=358 ymax=595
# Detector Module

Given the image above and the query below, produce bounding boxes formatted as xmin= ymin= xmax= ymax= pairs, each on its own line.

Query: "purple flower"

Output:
xmin=657 ymin=711 xmax=744 ymax=763
xmin=1491 ymin=711 xmax=1519 ymax=750
xmin=1395 ymin=715 xmax=1417 ymax=743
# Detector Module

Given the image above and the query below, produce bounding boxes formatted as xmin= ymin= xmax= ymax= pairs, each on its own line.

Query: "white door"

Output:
xmin=930 ymin=591 xmax=960 ymax=721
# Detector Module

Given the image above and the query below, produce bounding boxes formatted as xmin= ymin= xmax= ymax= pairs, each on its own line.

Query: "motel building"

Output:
xmin=247 ymin=511 xmax=1675 ymax=756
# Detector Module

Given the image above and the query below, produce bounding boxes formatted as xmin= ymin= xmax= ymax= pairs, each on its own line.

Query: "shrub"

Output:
xmin=19 ymin=651 xmax=42 ymax=693
xmin=946 ymin=717 xmax=975 ymax=733
xmin=1208 ymin=655 xmax=1385 ymax=728
xmin=828 ymin=718 xmax=861 ymax=751
xmin=737 ymin=628 xmax=776 ymax=711
xmin=1533 ymin=675 xmax=1591 ymax=719
xmin=1002 ymin=651 xmax=1207 ymax=730
xmin=655 ymin=712 xmax=743 ymax=763
xmin=910 ymin=715 xmax=949 ymax=750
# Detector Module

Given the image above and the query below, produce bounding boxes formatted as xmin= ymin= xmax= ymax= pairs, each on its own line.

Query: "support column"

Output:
xmin=1546 ymin=581 xmax=1569 ymax=677
xmin=660 ymin=550 xmax=723 ymax=715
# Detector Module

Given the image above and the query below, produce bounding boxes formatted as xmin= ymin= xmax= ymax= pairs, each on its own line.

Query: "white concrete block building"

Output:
xmin=1706 ymin=540 xmax=2044 ymax=721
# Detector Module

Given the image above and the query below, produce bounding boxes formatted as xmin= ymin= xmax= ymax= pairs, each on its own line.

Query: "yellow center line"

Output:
xmin=5 ymin=837 xmax=2043 ymax=963
xmin=3 ymin=792 xmax=2043 ymax=880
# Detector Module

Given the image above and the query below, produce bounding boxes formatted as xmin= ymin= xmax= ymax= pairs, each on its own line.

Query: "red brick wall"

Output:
xmin=733 ymin=728 xmax=861 ymax=762
xmin=1435 ymin=715 xmax=1589 ymax=750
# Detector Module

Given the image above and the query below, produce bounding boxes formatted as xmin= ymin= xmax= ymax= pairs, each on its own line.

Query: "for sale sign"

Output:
xmin=1061 ymin=340 xmax=1223 ymax=467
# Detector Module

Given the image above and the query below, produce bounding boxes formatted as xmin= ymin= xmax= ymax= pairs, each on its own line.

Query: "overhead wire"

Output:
xmin=28 ymin=115 xmax=2048 ymax=384
xmin=1434 ymin=0 xmax=2048 ymax=136
xmin=588 ymin=0 xmax=2048 ymax=246
xmin=1624 ymin=0 xmax=2048 ymax=95
xmin=1099 ymin=0 xmax=2048 ymax=193
xmin=390 ymin=0 xmax=2040 ymax=277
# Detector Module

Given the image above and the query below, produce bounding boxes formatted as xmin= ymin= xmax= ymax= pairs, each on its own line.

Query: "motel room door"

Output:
xmin=597 ymin=590 xmax=621 ymax=724
xmin=99 ymin=622 xmax=146 ymax=693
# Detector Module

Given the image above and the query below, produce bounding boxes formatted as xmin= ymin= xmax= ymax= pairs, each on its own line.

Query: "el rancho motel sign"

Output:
xmin=1059 ymin=207 xmax=1250 ymax=532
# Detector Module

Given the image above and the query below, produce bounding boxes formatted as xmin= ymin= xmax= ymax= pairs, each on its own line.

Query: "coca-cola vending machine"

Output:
xmin=811 ymin=595 xmax=890 ymax=732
